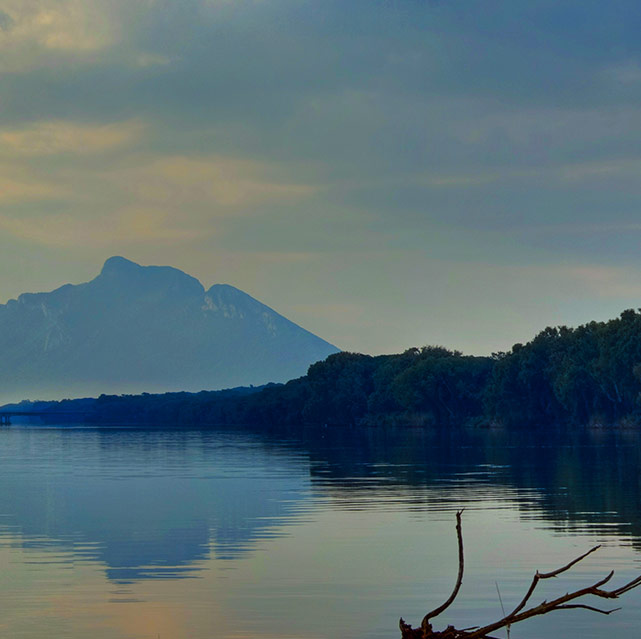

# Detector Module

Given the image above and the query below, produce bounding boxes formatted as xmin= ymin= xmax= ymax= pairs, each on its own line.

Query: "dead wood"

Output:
xmin=399 ymin=511 xmax=641 ymax=639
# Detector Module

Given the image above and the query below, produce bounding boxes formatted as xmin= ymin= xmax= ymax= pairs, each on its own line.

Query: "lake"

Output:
xmin=1 ymin=423 xmax=641 ymax=639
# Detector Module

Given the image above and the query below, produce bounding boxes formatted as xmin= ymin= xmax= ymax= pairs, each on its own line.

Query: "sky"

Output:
xmin=2 ymin=0 xmax=641 ymax=356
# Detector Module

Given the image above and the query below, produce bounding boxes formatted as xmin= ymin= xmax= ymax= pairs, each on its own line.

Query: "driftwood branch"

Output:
xmin=419 ymin=509 xmax=465 ymax=631
xmin=399 ymin=514 xmax=641 ymax=639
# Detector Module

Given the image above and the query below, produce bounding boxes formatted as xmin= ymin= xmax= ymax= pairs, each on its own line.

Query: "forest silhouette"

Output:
xmin=22 ymin=308 xmax=641 ymax=430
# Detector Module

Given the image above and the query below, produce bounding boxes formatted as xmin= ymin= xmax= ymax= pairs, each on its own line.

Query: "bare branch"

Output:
xmin=538 ymin=545 xmax=602 ymax=579
xmin=605 ymin=573 xmax=641 ymax=596
xmin=554 ymin=604 xmax=621 ymax=615
xmin=420 ymin=510 xmax=465 ymax=628
xmin=506 ymin=544 xmax=601 ymax=620
xmin=467 ymin=570 xmax=638 ymax=639
xmin=399 ymin=512 xmax=641 ymax=639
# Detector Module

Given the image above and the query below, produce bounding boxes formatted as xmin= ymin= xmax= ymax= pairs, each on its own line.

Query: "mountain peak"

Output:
xmin=97 ymin=256 xmax=205 ymax=297
xmin=100 ymin=256 xmax=141 ymax=275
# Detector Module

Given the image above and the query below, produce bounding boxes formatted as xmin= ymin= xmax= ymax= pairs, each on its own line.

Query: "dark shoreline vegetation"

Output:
xmin=8 ymin=309 xmax=641 ymax=429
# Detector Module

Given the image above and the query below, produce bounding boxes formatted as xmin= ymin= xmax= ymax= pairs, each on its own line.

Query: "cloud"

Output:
xmin=603 ymin=61 xmax=641 ymax=86
xmin=554 ymin=264 xmax=641 ymax=299
xmin=109 ymin=155 xmax=316 ymax=211
xmin=0 ymin=163 xmax=68 ymax=202
xmin=0 ymin=208 xmax=205 ymax=248
xmin=0 ymin=9 xmax=14 ymax=31
xmin=418 ymin=155 xmax=641 ymax=190
xmin=557 ymin=157 xmax=641 ymax=184
xmin=0 ymin=0 xmax=117 ymax=70
xmin=0 ymin=147 xmax=315 ymax=248
xmin=117 ymin=206 xmax=207 ymax=243
xmin=0 ymin=179 xmax=64 ymax=202
xmin=134 ymin=52 xmax=172 ymax=68
xmin=0 ymin=120 xmax=143 ymax=156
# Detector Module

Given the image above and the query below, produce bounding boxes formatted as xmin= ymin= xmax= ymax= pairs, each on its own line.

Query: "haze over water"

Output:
xmin=1 ymin=423 xmax=640 ymax=639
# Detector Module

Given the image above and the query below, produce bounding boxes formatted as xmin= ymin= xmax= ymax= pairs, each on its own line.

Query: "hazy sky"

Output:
xmin=2 ymin=0 xmax=641 ymax=355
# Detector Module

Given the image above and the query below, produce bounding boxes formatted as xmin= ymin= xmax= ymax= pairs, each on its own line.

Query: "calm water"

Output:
xmin=1 ymin=424 xmax=641 ymax=639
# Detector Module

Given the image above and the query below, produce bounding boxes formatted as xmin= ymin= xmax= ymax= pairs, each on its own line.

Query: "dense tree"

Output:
xmin=19 ymin=309 xmax=641 ymax=430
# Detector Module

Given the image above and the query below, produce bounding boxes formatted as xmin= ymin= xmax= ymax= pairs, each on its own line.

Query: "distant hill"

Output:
xmin=0 ymin=256 xmax=339 ymax=402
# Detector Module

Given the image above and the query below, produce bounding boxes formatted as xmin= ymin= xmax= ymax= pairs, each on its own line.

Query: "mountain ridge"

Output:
xmin=0 ymin=257 xmax=339 ymax=403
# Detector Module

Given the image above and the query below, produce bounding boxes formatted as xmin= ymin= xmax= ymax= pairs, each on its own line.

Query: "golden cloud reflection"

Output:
xmin=0 ymin=533 xmax=229 ymax=639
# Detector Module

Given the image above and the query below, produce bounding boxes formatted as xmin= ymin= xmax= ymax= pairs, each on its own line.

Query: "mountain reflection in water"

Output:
xmin=0 ymin=428 xmax=311 ymax=582
xmin=0 ymin=424 xmax=640 ymax=639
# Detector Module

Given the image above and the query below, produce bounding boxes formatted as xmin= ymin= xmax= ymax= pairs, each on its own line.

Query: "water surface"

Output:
xmin=1 ymin=424 xmax=640 ymax=639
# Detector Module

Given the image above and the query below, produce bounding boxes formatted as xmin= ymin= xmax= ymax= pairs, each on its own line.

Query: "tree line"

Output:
xmin=20 ymin=308 xmax=641 ymax=429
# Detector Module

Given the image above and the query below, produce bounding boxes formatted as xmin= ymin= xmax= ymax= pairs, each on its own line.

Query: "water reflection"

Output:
xmin=287 ymin=426 xmax=641 ymax=542
xmin=2 ymin=425 xmax=641 ymax=581
xmin=0 ymin=427 xmax=313 ymax=582
xmin=1 ymin=424 xmax=641 ymax=639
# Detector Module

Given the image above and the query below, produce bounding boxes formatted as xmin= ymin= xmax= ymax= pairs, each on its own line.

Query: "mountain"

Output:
xmin=0 ymin=256 xmax=339 ymax=402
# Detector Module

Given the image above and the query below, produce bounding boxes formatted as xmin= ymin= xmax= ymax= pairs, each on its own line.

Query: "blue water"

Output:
xmin=0 ymin=424 xmax=640 ymax=639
